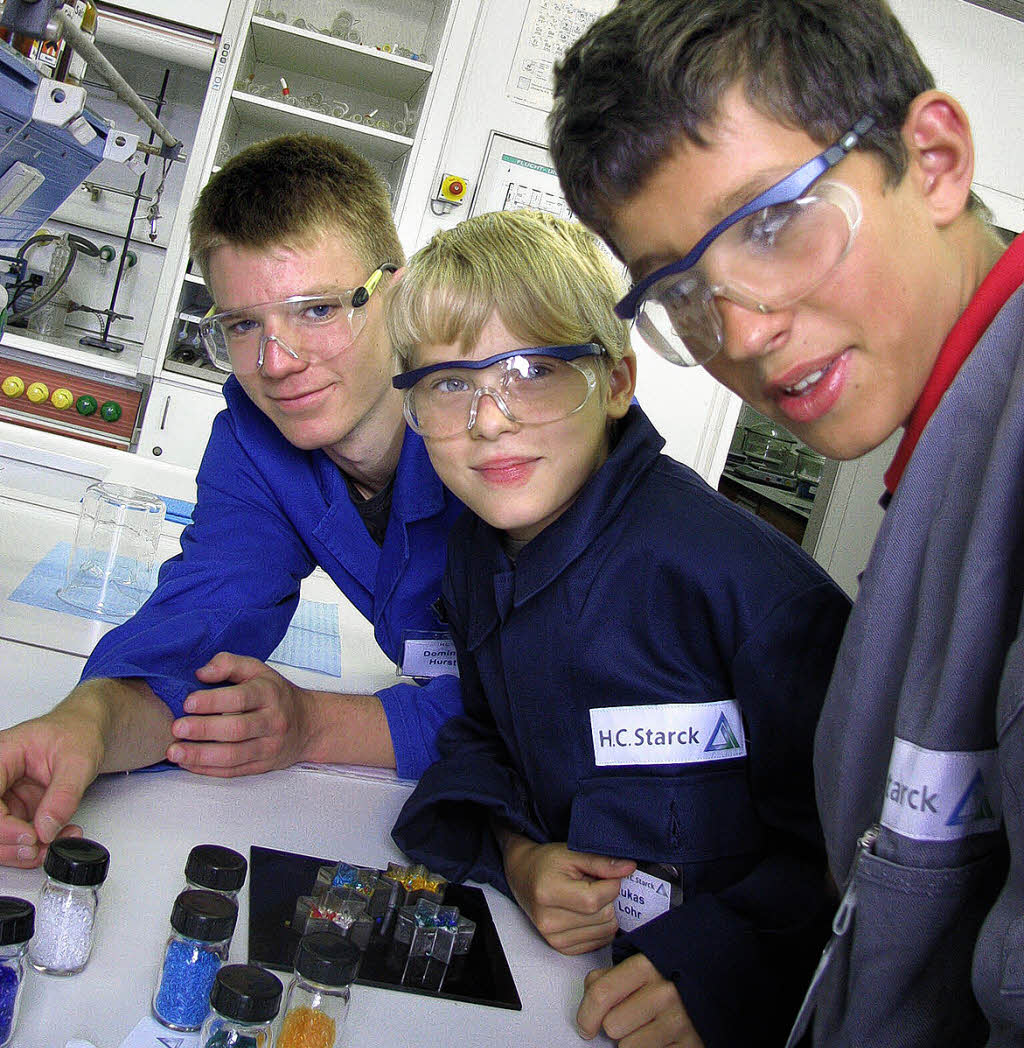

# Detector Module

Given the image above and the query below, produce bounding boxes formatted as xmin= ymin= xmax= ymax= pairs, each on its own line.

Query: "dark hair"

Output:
xmin=550 ymin=0 xmax=946 ymax=240
xmin=190 ymin=133 xmax=404 ymax=282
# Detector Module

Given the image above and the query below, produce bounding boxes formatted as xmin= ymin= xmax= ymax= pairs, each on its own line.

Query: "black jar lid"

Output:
xmin=43 ymin=838 xmax=110 ymax=886
xmin=170 ymin=889 xmax=238 ymax=942
xmin=294 ymin=931 xmax=361 ymax=987
xmin=0 ymin=897 xmax=34 ymax=945
xmin=184 ymin=844 xmax=248 ymax=892
xmin=210 ymin=964 xmax=283 ymax=1023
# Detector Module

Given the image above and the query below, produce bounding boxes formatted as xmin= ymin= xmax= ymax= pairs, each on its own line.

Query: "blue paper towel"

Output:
xmin=8 ymin=543 xmax=342 ymax=676
xmin=160 ymin=496 xmax=196 ymax=526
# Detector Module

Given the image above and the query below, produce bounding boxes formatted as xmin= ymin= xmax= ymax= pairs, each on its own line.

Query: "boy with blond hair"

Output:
xmin=389 ymin=209 xmax=850 ymax=1047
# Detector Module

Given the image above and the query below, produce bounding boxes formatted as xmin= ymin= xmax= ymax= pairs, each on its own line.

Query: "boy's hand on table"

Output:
xmin=500 ymin=833 xmax=635 ymax=954
xmin=577 ymin=954 xmax=703 ymax=1048
xmin=168 ymin=652 xmax=315 ymax=776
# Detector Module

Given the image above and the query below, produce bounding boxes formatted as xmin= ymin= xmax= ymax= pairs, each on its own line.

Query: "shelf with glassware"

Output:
xmin=155 ymin=0 xmax=457 ymax=395
xmin=250 ymin=0 xmax=452 ymax=80
xmin=248 ymin=15 xmax=434 ymax=98
xmin=221 ymin=15 xmax=436 ymax=165
xmin=163 ymin=264 xmax=227 ymax=385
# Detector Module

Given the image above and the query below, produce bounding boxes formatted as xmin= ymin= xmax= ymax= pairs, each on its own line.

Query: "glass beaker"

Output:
xmin=58 ymin=481 xmax=165 ymax=619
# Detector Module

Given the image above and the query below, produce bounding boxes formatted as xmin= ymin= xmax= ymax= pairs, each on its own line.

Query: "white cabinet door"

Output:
xmin=111 ymin=0 xmax=232 ymax=35
xmin=138 ymin=378 xmax=225 ymax=470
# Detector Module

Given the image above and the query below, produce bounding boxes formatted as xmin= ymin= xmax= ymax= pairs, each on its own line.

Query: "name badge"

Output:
xmin=589 ymin=700 xmax=746 ymax=767
xmin=400 ymin=632 xmax=459 ymax=678
xmin=880 ymin=737 xmax=1002 ymax=842
xmin=616 ymin=868 xmax=671 ymax=933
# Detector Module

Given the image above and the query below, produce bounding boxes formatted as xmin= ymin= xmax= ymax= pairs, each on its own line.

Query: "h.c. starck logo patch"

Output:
xmin=590 ymin=700 xmax=747 ymax=767
xmin=881 ymin=738 xmax=1002 ymax=842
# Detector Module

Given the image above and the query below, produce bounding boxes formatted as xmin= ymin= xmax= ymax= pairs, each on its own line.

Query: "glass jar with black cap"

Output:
xmin=277 ymin=932 xmax=361 ymax=1048
xmin=184 ymin=845 xmax=249 ymax=903
xmin=0 ymin=896 xmax=34 ymax=1047
xmin=152 ymin=889 xmax=238 ymax=1031
xmin=199 ymin=963 xmax=283 ymax=1048
xmin=29 ymin=837 xmax=109 ymax=975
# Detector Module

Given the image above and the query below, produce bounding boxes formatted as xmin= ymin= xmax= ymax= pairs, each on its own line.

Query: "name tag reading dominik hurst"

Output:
xmin=400 ymin=632 xmax=459 ymax=678
xmin=589 ymin=700 xmax=746 ymax=767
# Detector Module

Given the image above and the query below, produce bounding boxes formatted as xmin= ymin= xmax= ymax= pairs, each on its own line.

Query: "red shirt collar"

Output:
xmin=884 ymin=233 xmax=1024 ymax=495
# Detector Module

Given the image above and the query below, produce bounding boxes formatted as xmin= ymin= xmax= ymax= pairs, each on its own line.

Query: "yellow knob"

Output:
xmin=26 ymin=381 xmax=49 ymax=404
xmin=51 ymin=387 xmax=74 ymax=410
xmin=2 ymin=375 xmax=25 ymax=397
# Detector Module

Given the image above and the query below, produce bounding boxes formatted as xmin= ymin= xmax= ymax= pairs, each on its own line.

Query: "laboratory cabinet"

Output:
xmin=137 ymin=375 xmax=226 ymax=467
xmin=0 ymin=0 xmax=220 ymax=457
xmin=0 ymin=0 xmax=474 ymax=471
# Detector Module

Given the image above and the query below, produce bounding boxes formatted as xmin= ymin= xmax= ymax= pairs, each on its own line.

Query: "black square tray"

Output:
xmin=247 ymin=845 xmax=521 ymax=1010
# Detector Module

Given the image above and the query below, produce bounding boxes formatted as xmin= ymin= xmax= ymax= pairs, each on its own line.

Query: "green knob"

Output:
xmin=100 ymin=400 xmax=122 ymax=422
xmin=76 ymin=394 xmax=98 ymax=416
xmin=98 ymin=245 xmax=116 ymax=262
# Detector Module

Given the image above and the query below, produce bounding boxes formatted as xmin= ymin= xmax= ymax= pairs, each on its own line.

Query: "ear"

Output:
xmin=605 ymin=350 xmax=637 ymax=420
xmin=901 ymin=91 xmax=975 ymax=226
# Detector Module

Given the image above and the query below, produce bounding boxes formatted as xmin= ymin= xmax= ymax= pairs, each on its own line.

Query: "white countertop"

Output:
xmin=0 ymin=487 xmax=610 ymax=1048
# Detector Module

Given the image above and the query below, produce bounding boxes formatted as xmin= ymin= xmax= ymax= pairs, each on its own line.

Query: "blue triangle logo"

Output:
xmin=704 ymin=712 xmax=741 ymax=752
xmin=157 ymin=1038 xmax=186 ymax=1048
xmin=946 ymin=769 xmax=995 ymax=826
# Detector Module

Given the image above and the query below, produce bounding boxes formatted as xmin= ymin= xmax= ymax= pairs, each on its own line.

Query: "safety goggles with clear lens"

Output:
xmin=392 ymin=343 xmax=604 ymax=438
xmin=201 ymin=264 xmax=397 ymax=374
xmin=615 ymin=116 xmax=874 ymax=367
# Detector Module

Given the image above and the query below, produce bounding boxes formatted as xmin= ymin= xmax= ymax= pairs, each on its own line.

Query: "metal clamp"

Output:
xmin=102 ymin=129 xmax=139 ymax=164
xmin=31 ymin=77 xmax=86 ymax=127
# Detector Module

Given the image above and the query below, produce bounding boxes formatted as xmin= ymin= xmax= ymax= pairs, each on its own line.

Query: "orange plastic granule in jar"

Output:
xmin=277 ymin=1004 xmax=337 ymax=1048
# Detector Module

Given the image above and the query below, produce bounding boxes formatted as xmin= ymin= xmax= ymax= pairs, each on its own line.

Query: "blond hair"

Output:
xmin=387 ymin=210 xmax=629 ymax=370
xmin=189 ymin=133 xmax=404 ymax=285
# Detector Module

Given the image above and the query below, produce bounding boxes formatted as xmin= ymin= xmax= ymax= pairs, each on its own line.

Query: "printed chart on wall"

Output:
xmin=470 ymin=132 xmax=619 ymax=270
xmin=470 ymin=133 xmax=572 ymax=220
xmin=506 ymin=0 xmax=615 ymax=112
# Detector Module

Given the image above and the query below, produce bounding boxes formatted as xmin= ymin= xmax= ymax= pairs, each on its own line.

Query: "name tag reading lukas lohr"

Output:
xmin=400 ymin=631 xmax=459 ymax=678
xmin=616 ymin=867 xmax=672 ymax=933
xmin=589 ymin=700 xmax=746 ymax=767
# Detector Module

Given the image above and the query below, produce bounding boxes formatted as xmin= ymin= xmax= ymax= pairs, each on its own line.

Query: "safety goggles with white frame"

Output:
xmin=201 ymin=263 xmax=398 ymax=374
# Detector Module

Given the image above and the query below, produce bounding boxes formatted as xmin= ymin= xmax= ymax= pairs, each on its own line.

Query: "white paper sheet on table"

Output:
xmin=117 ymin=1015 xmax=199 ymax=1047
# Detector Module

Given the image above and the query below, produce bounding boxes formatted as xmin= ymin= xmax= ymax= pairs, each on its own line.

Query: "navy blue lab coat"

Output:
xmin=393 ymin=405 xmax=851 ymax=1045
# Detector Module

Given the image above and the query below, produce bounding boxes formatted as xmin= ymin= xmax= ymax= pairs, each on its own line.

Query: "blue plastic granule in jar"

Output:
xmin=153 ymin=890 xmax=237 ymax=1032
xmin=0 ymin=965 xmax=18 ymax=1044
xmin=155 ymin=937 xmax=223 ymax=1028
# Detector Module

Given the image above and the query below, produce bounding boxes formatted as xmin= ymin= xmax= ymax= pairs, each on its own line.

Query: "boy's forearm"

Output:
xmin=59 ymin=677 xmax=174 ymax=772
xmin=300 ymin=690 xmax=396 ymax=769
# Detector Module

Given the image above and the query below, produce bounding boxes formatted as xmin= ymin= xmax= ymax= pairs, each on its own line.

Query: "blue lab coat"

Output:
xmin=81 ymin=376 xmax=465 ymax=779
xmin=393 ymin=405 xmax=851 ymax=1046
